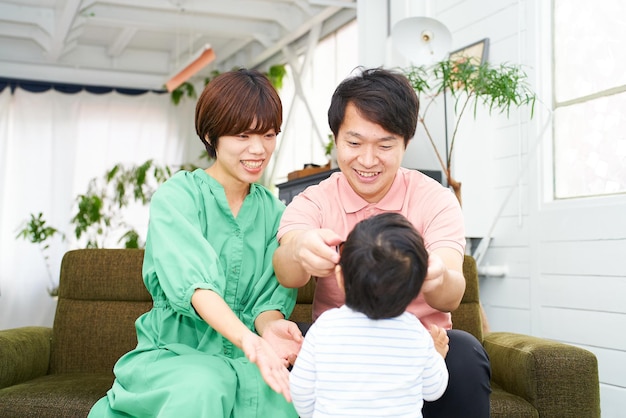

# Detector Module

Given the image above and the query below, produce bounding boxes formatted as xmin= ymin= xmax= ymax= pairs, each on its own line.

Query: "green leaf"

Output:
xmin=119 ymin=229 xmax=141 ymax=248
xmin=15 ymin=212 xmax=63 ymax=244
xmin=267 ymin=64 xmax=287 ymax=90
xmin=170 ymin=82 xmax=197 ymax=105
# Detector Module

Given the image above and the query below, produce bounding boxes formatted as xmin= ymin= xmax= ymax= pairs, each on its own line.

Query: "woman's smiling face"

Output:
xmin=335 ymin=103 xmax=406 ymax=203
xmin=212 ymin=128 xmax=277 ymax=185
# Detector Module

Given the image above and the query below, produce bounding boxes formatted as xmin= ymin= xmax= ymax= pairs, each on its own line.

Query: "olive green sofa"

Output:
xmin=0 ymin=249 xmax=600 ymax=417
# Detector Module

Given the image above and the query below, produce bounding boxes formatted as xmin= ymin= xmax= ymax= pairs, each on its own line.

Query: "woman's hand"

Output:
xmin=191 ymin=291 xmax=295 ymax=401
xmin=260 ymin=318 xmax=303 ymax=367
xmin=242 ymin=331 xmax=292 ymax=402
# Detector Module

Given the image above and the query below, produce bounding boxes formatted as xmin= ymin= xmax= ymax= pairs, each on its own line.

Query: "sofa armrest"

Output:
xmin=484 ymin=332 xmax=600 ymax=418
xmin=0 ymin=326 xmax=52 ymax=389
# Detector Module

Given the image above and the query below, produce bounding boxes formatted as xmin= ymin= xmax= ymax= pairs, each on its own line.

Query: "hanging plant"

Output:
xmin=267 ymin=64 xmax=287 ymax=90
xmin=170 ymin=81 xmax=196 ymax=105
xmin=171 ymin=65 xmax=287 ymax=105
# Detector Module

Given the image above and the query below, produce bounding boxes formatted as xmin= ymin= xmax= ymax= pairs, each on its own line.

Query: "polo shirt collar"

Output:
xmin=338 ymin=170 xmax=406 ymax=213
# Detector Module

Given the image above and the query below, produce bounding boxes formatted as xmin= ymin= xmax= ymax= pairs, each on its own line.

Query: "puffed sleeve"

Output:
xmin=142 ymin=171 xmax=227 ymax=319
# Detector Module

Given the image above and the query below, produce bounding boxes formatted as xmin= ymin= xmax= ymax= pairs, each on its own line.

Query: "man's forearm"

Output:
xmin=273 ymin=243 xmax=311 ymax=288
xmin=425 ymin=268 xmax=465 ymax=312
xmin=423 ymin=248 xmax=466 ymax=312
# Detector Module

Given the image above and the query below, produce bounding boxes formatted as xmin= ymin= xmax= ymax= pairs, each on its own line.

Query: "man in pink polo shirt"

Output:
xmin=274 ymin=68 xmax=491 ymax=417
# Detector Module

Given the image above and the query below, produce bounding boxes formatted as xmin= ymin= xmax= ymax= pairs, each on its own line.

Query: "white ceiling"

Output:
xmin=0 ymin=0 xmax=356 ymax=90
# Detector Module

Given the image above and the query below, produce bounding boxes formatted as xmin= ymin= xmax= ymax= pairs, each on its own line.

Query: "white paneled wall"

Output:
xmin=359 ymin=0 xmax=626 ymax=415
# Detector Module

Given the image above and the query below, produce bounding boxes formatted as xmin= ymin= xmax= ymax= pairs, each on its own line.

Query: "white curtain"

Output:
xmin=0 ymin=87 xmax=199 ymax=330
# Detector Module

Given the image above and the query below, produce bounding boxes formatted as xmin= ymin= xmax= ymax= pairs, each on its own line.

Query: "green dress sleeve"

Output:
xmin=142 ymin=170 xmax=227 ymax=318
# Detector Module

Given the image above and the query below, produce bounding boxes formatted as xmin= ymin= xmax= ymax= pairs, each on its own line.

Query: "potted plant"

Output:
xmin=15 ymin=213 xmax=65 ymax=296
xmin=16 ymin=160 xmax=173 ymax=296
xmin=71 ymin=159 xmax=172 ymax=248
xmin=404 ymin=59 xmax=536 ymax=204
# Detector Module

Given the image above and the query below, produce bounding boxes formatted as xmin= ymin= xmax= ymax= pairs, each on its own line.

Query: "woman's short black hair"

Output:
xmin=339 ymin=212 xmax=428 ymax=319
xmin=195 ymin=68 xmax=282 ymax=159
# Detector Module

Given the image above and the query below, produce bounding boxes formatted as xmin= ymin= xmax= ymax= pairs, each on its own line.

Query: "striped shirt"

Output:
xmin=290 ymin=305 xmax=449 ymax=418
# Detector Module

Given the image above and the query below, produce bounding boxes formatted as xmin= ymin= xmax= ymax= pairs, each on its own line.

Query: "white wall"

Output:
xmin=358 ymin=0 xmax=626 ymax=416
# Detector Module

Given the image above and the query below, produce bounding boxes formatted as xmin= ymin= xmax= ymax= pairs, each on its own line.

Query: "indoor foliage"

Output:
xmin=404 ymin=59 xmax=536 ymax=204
xmin=15 ymin=213 xmax=64 ymax=296
xmin=16 ymin=160 xmax=173 ymax=294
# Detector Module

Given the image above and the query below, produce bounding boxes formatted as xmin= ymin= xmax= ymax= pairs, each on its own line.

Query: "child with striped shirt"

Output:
xmin=289 ymin=212 xmax=449 ymax=418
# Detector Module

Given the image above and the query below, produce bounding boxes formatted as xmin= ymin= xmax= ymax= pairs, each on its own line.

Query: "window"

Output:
xmin=553 ymin=0 xmax=626 ymax=198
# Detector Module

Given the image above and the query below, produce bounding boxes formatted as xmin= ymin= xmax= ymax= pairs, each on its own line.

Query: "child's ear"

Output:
xmin=335 ymin=264 xmax=344 ymax=291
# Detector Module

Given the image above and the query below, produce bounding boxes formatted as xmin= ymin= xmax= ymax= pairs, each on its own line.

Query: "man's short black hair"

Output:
xmin=328 ymin=67 xmax=419 ymax=147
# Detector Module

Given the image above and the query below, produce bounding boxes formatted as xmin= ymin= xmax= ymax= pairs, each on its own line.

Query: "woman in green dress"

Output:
xmin=89 ymin=69 xmax=302 ymax=418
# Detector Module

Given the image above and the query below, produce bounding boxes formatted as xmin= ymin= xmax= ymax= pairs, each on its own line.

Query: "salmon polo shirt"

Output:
xmin=277 ymin=167 xmax=466 ymax=329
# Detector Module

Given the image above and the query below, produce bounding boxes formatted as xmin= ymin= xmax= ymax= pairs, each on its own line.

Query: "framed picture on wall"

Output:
xmin=449 ymin=38 xmax=489 ymax=65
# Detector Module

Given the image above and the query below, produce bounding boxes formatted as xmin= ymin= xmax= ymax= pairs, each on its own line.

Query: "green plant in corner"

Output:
xmin=404 ymin=59 xmax=536 ymax=205
xmin=15 ymin=213 xmax=65 ymax=296
xmin=17 ymin=160 xmax=177 ymax=296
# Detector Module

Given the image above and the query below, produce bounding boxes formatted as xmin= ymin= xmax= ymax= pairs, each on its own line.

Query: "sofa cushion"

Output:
xmin=50 ymin=299 xmax=152 ymax=374
xmin=490 ymin=385 xmax=539 ymax=418
xmin=0 ymin=373 xmax=113 ymax=418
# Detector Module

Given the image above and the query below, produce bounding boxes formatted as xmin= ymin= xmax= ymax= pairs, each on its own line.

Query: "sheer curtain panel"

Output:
xmin=0 ymin=87 xmax=197 ymax=329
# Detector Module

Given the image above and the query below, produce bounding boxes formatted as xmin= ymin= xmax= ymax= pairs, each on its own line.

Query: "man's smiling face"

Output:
xmin=335 ymin=102 xmax=407 ymax=203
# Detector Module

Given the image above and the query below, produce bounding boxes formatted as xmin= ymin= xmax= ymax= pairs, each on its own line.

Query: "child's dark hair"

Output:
xmin=339 ymin=212 xmax=428 ymax=319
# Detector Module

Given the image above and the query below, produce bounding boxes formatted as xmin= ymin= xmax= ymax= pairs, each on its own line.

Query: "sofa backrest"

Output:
xmin=451 ymin=255 xmax=483 ymax=342
xmin=290 ymin=278 xmax=315 ymax=324
xmin=48 ymin=249 xmax=483 ymax=375
xmin=50 ymin=249 xmax=152 ymax=374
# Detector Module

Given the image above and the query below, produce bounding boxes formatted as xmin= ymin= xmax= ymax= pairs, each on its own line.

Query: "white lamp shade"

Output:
xmin=391 ymin=17 xmax=452 ymax=65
